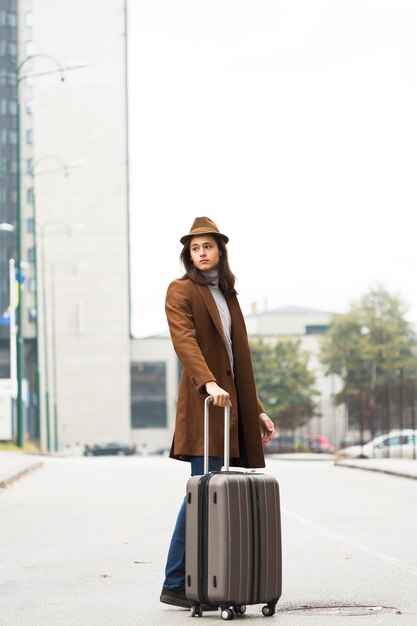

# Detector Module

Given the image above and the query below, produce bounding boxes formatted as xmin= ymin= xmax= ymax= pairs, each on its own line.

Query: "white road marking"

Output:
xmin=282 ymin=507 xmax=417 ymax=577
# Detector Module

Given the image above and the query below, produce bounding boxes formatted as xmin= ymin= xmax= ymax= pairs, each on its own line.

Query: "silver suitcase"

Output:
xmin=185 ymin=396 xmax=282 ymax=619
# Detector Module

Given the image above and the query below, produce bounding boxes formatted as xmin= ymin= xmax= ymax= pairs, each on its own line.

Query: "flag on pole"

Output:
xmin=14 ymin=270 xmax=25 ymax=307
xmin=0 ymin=270 xmax=25 ymax=324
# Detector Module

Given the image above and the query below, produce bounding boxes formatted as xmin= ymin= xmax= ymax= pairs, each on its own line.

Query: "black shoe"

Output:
xmin=160 ymin=587 xmax=218 ymax=611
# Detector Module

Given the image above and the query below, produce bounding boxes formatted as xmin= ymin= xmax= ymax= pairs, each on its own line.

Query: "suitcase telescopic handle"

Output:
xmin=204 ymin=395 xmax=230 ymax=474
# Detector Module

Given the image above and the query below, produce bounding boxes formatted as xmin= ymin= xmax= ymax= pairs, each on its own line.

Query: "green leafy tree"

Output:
xmin=250 ymin=338 xmax=319 ymax=430
xmin=320 ymin=286 xmax=417 ymax=437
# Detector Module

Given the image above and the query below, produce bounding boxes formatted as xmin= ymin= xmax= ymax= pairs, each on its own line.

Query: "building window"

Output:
xmin=26 ymin=129 xmax=33 ymax=144
xmin=9 ymin=130 xmax=17 ymax=145
xmin=28 ymin=278 xmax=36 ymax=294
xmin=27 ymin=218 xmax=35 ymax=233
xmin=131 ymin=361 xmax=167 ymax=429
xmin=27 ymin=188 xmax=34 ymax=203
xmin=7 ymin=42 xmax=17 ymax=57
xmin=28 ymin=307 xmax=36 ymax=323
xmin=7 ymin=12 xmax=17 ymax=27
xmin=28 ymin=247 xmax=35 ymax=263
xmin=26 ymin=100 xmax=33 ymax=116
xmin=27 ymin=159 xmax=33 ymax=175
xmin=25 ymin=11 xmax=33 ymax=27
xmin=305 ymin=325 xmax=330 ymax=335
xmin=24 ymin=41 xmax=33 ymax=57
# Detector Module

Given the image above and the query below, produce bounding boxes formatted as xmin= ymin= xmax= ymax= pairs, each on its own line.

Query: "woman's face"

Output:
xmin=189 ymin=235 xmax=221 ymax=271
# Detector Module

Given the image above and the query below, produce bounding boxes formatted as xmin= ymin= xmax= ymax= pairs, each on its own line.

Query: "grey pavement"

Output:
xmin=1 ymin=455 xmax=417 ymax=625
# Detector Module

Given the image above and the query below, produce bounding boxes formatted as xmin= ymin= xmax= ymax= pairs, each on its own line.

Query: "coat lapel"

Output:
xmin=195 ymin=283 xmax=227 ymax=341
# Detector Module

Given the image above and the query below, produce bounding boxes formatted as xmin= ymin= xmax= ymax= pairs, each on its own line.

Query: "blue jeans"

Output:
xmin=163 ymin=456 xmax=223 ymax=590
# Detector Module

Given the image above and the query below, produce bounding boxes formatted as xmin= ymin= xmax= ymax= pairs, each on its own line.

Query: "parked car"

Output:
xmin=339 ymin=432 xmax=368 ymax=449
xmin=336 ymin=429 xmax=417 ymax=459
xmin=305 ymin=434 xmax=335 ymax=454
xmin=153 ymin=446 xmax=171 ymax=457
xmin=264 ymin=434 xmax=309 ymax=454
xmin=84 ymin=442 xmax=137 ymax=456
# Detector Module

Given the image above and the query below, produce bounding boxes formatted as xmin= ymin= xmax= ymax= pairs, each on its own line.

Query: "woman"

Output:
xmin=160 ymin=216 xmax=275 ymax=610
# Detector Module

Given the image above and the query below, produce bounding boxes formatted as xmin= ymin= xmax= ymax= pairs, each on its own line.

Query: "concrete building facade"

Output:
xmin=0 ymin=0 xmax=131 ymax=448
xmin=30 ymin=0 xmax=131 ymax=448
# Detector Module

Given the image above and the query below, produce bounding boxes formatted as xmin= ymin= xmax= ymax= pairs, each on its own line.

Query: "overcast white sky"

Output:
xmin=127 ymin=1 xmax=417 ymax=339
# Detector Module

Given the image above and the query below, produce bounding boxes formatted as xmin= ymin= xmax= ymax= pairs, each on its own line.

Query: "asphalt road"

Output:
xmin=0 ymin=456 xmax=416 ymax=626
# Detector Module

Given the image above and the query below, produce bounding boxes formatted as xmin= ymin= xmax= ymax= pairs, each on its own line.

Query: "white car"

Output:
xmin=337 ymin=429 xmax=417 ymax=459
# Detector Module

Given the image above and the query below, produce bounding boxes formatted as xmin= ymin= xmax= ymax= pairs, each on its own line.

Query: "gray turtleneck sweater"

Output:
xmin=205 ymin=270 xmax=234 ymax=372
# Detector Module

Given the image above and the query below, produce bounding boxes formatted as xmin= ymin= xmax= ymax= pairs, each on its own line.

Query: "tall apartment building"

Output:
xmin=0 ymin=0 xmax=131 ymax=448
xmin=0 ymin=0 xmax=18 ymax=349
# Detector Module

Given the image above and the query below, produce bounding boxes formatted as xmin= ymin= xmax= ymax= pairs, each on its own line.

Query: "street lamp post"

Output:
xmin=30 ymin=156 xmax=73 ymax=446
xmin=51 ymin=264 xmax=58 ymax=452
xmin=39 ymin=222 xmax=70 ymax=452
xmin=38 ymin=220 xmax=83 ymax=451
xmin=49 ymin=260 xmax=78 ymax=452
xmin=40 ymin=227 xmax=51 ymax=451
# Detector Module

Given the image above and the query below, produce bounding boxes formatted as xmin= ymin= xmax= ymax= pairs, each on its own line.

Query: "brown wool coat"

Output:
xmin=165 ymin=278 xmax=266 ymax=469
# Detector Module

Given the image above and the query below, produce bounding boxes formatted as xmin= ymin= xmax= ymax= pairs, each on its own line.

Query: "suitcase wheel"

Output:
xmin=221 ymin=608 xmax=234 ymax=620
xmin=262 ymin=603 xmax=276 ymax=617
xmin=191 ymin=605 xmax=203 ymax=617
xmin=233 ymin=605 xmax=246 ymax=615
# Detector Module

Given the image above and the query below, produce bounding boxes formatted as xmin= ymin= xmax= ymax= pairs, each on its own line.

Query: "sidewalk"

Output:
xmin=335 ymin=457 xmax=417 ymax=480
xmin=0 ymin=451 xmax=45 ymax=489
xmin=268 ymin=452 xmax=417 ymax=480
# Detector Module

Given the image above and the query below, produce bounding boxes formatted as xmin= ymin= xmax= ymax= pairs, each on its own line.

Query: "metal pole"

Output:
xmin=223 ymin=403 xmax=230 ymax=472
xmin=9 ymin=259 xmax=17 ymax=435
xmin=204 ymin=396 xmax=230 ymax=474
xmin=359 ymin=385 xmax=364 ymax=451
xmin=15 ymin=99 xmax=24 ymax=448
xmin=399 ymin=368 xmax=404 ymax=458
xmin=385 ymin=378 xmax=390 ymax=458
xmin=204 ymin=396 xmax=212 ymax=475
xmin=31 ymin=171 xmax=42 ymax=443
xmin=411 ymin=380 xmax=417 ymax=461
xmin=40 ymin=232 xmax=51 ymax=451
xmin=51 ymin=265 xmax=59 ymax=452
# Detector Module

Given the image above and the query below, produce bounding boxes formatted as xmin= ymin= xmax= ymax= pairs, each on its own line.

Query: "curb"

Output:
xmin=0 ymin=461 xmax=44 ymax=490
xmin=266 ymin=454 xmax=335 ymax=462
xmin=334 ymin=461 xmax=417 ymax=481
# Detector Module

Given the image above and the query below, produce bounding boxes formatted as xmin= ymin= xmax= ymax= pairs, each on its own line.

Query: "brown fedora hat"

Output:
xmin=180 ymin=216 xmax=229 ymax=245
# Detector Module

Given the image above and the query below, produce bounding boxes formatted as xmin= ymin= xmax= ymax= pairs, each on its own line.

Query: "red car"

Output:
xmin=305 ymin=434 xmax=334 ymax=454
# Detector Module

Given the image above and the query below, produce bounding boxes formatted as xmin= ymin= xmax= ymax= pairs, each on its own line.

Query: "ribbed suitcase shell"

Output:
xmin=185 ymin=470 xmax=282 ymax=609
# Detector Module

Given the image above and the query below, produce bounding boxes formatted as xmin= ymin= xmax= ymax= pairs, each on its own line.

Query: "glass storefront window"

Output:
xmin=131 ymin=361 xmax=167 ymax=429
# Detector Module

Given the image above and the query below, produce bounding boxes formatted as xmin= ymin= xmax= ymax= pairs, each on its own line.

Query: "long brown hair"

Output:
xmin=180 ymin=234 xmax=237 ymax=296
